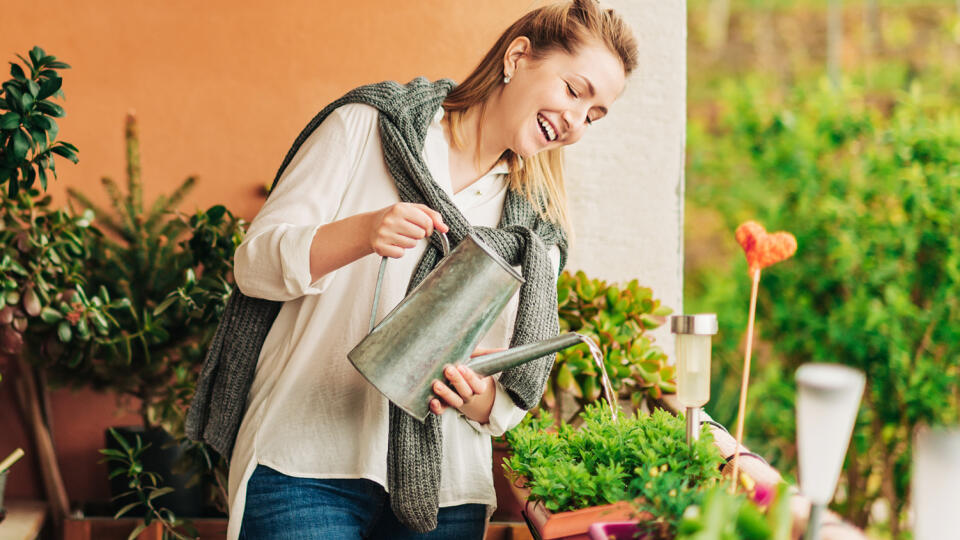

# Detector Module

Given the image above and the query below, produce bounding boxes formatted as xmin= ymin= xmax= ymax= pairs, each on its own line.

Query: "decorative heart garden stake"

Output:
xmin=729 ymin=221 xmax=797 ymax=492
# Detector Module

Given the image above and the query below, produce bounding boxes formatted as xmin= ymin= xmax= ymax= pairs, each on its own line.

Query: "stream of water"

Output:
xmin=574 ymin=333 xmax=618 ymax=421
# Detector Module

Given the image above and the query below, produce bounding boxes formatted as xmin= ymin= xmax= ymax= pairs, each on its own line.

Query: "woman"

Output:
xmin=188 ymin=1 xmax=638 ymax=538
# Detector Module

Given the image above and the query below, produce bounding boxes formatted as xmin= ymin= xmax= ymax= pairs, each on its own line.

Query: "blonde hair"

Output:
xmin=443 ymin=0 xmax=639 ymax=233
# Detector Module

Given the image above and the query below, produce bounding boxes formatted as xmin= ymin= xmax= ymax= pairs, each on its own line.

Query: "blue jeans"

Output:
xmin=240 ymin=464 xmax=487 ymax=539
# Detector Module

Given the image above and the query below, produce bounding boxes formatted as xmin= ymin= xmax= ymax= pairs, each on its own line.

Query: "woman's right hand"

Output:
xmin=368 ymin=203 xmax=448 ymax=258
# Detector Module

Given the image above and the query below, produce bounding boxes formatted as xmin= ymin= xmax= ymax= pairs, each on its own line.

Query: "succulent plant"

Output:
xmin=542 ymin=270 xmax=675 ymax=422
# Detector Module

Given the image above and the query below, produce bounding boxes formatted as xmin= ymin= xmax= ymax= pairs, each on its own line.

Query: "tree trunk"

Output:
xmin=844 ymin=447 xmax=870 ymax=527
xmin=13 ymin=354 xmax=69 ymax=532
xmin=827 ymin=0 xmax=843 ymax=89
xmin=705 ymin=0 xmax=732 ymax=51
xmin=756 ymin=9 xmax=777 ymax=74
xmin=864 ymin=0 xmax=883 ymax=56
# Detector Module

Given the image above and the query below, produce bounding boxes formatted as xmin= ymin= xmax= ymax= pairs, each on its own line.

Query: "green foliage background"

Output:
xmin=685 ymin=1 xmax=960 ymax=535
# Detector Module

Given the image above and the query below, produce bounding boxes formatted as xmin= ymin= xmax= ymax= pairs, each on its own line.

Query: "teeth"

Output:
xmin=538 ymin=114 xmax=557 ymax=142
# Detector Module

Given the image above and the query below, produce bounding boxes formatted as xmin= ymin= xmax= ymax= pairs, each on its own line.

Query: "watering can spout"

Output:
xmin=466 ymin=333 xmax=583 ymax=376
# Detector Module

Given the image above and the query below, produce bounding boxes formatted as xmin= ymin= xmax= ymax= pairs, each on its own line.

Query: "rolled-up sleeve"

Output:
xmin=234 ymin=106 xmax=369 ymax=301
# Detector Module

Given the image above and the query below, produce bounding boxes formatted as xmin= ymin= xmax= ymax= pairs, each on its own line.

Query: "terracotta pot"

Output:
xmin=491 ymin=440 xmax=525 ymax=522
xmin=508 ymin=480 xmax=650 ymax=540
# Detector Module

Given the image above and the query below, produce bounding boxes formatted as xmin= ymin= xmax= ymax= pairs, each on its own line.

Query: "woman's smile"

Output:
xmin=537 ymin=113 xmax=558 ymax=143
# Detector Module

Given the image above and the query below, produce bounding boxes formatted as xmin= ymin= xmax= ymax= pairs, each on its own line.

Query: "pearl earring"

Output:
xmin=503 ymin=74 xmax=511 ymax=84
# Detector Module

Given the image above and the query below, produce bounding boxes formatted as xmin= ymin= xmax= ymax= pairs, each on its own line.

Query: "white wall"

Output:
xmin=564 ymin=0 xmax=687 ymax=357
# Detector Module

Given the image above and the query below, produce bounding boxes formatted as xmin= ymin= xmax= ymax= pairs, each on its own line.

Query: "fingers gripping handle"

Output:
xmin=369 ymin=231 xmax=450 ymax=332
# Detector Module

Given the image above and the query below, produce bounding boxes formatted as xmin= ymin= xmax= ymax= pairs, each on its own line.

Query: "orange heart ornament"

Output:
xmin=735 ymin=221 xmax=797 ymax=274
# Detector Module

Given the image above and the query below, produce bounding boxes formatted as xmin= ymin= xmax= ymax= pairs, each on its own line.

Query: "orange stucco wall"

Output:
xmin=0 ymin=0 xmax=537 ymax=504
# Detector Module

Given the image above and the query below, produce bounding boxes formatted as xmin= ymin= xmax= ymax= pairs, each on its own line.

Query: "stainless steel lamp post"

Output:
xmin=671 ymin=314 xmax=718 ymax=445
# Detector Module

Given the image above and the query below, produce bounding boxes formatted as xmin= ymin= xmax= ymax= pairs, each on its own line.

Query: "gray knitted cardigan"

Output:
xmin=185 ymin=77 xmax=568 ymax=532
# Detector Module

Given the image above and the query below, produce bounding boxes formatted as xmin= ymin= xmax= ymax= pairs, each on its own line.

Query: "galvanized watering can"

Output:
xmin=347 ymin=232 xmax=581 ymax=422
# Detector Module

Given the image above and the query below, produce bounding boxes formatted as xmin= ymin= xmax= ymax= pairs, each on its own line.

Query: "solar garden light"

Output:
xmin=795 ymin=364 xmax=865 ymax=540
xmin=671 ymin=314 xmax=718 ymax=445
xmin=912 ymin=425 xmax=960 ymax=540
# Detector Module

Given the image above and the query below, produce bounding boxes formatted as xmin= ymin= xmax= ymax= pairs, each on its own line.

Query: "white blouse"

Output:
xmin=226 ymin=102 xmax=560 ymax=539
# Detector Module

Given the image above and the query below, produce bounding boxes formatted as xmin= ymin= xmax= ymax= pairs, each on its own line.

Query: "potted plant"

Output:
xmin=0 ymin=46 xmax=118 ymax=530
xmin=492 ymin=271 xmax=676 ymax=522
xmin=503 ymin=404 xmax=724 ymax=539
xmin=49 ymin=113 xmax=244 ymax=525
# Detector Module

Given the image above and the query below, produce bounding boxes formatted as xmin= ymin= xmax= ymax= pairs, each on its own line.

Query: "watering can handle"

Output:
xmin=369 ymin=231 xmax=450 ymax=331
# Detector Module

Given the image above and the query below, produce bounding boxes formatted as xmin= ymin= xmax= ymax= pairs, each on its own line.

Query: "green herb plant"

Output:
xmin=504 ymin=404 xmax=723 ymax=539
xmin=546 ymin=271 xmax=674 ymax=423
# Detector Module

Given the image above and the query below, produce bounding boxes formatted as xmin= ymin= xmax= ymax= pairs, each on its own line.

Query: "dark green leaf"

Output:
xmin=36 ymin=100 xmax=64 ymax=117
xmin=45 ymin=116 xmax=58 ymax=140
xmin=108 ymin=427 xmax=133 ymax=453
xmin=0 ymin=112 xmax=20 ymax=129
xmin=5 ymin=84 xmax=23 ymax=112
xmin=9 ymin=62 xmax=25 ymax=81
xmin=23 ymin=165 xmax=36 ymax=189
xmin=29 ymin=47 xmax=45 ymax=67
xmin=12 ymin=130 xmax=29 ymax=161
xmin=113 ymin=501 xmax=141 ymax=520
xmin=147 ymin=486 xmax=174 ymax=501
xmin=51 ymin=144 xmax=78 ymax=163
xmin=205 ymin=204 xmax=227 ymax=222
xmin=37 ymin=77 xmax=62 ymax=100
xmin=126 ymin=523 xmax=148 ymax=540
xmin=20 ymin=91 xmax=34 ymax=110
xmin=37 ymin=164 xmax=47 ymax=190
xmin=31 ymin=115 xmax=51 ymax=130
xmin=98 ymin=448 xmax=126 ymax=459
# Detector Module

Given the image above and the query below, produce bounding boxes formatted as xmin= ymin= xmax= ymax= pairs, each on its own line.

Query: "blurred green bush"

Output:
xmin=686 ymin=76 xmax=960 ymax=533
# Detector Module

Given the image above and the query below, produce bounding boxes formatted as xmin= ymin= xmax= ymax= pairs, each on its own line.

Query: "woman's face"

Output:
xmin=492 ymin=37 xmax=627 ymax=158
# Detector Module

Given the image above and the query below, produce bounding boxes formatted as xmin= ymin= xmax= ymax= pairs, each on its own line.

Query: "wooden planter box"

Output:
xmin=507 ymin=480 xmax=650 ymax=540
xmin=61 ymin=515 xmax=531 ymax=539
xmin=63 ymin=516 xmax=228 ymax=540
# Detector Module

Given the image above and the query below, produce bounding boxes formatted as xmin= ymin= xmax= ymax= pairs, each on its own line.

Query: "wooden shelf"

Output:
xmin=59 ymin=516 xmax=528 ymax=539
xmin=0 ymin=500 xmax=47 ymax=540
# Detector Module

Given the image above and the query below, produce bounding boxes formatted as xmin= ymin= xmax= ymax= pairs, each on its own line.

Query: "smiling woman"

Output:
xmin=443 ymin=2 xmax=637 ymax=231
xmin=185 ymin=1 xmax=639 ymax=539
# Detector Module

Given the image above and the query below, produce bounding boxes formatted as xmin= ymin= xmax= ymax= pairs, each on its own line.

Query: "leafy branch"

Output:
xmin=0 ymin=46 xmax=78 ymax=197
xmin=99 ymin=428 xmax=199 ymax=540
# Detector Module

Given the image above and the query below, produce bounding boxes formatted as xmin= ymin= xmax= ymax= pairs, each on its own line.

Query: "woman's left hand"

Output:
xmin=430 ymin=349 xmax=502 ymax=424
